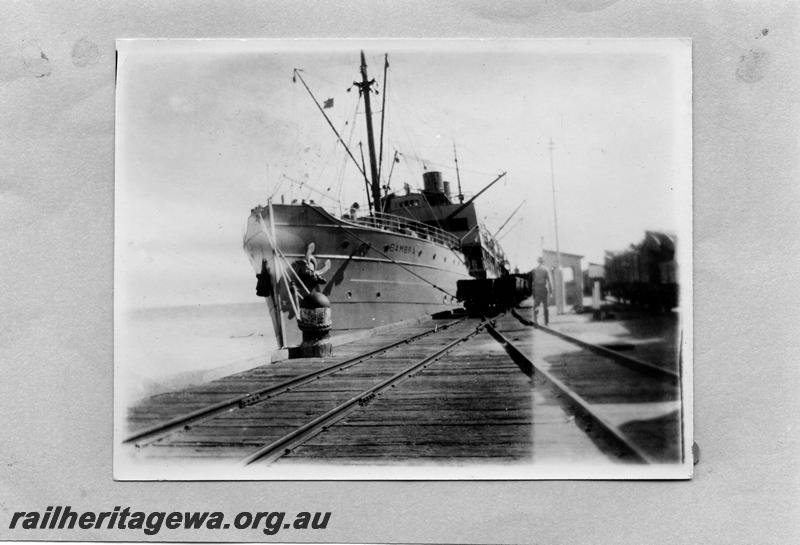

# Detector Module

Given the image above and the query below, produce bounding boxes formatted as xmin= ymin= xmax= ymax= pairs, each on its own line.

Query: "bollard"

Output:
xmin=288 ymin=290 xmax=333 ymax=358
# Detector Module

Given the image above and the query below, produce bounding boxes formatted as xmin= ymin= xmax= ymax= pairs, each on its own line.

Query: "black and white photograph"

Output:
xmin=5 ymin=1 xmax=800 ymax=543
xmin=114 ymin=39 xmax=692 ymax=479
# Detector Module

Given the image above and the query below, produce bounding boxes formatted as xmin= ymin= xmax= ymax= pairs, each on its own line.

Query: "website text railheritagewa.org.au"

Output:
xmin=8 ymin=506 xmax=331 ymax=536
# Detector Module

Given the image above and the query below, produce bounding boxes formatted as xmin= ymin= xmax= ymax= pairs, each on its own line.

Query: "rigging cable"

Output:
xmin=312 ymin=76 xmax=365 ymax=203
xmin=385 ymin=149 xmax=399 ymax=193
xmin=304 ymin=204 xmax=456 ymax=298
xmin=334 ymin=95 xmax=362 ymax=215
xmin=493 ymin=199 xmax=527 ymax=239
xmin=255 ymin=216 xmax=313 ymax=297
xmin=497 ymin=218 xmax=523 ymax=242
xmin=292 ymin=68 xmax=371 ymax=190
xmin=418 ymin=190 xmax=446 ymax=232
xmin=307 ymin=101 xmax=358 ymax=208
xmin=254 ymin=216 xmax=305 ymax=316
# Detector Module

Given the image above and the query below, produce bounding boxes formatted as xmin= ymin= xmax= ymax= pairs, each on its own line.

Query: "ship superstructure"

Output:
xmin=243 ymin=51 xmax=510 ymax=347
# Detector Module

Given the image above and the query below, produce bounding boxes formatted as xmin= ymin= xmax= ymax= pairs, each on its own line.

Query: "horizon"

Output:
xmin=115 ymin=39 xmax=691 ymax=308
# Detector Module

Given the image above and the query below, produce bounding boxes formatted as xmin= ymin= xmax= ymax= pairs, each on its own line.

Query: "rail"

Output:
xmin=342 ymin=211 xmax=461 ymax=249
xmin=243 ymin=318 xmax=488 ymax=465
xmin=484 ymin=320 xmax=655 ymax=464
xmin=510 ymin=308 xmax=679 ymax=384
xmin=124 ymin=318 xmax=466 ymax=447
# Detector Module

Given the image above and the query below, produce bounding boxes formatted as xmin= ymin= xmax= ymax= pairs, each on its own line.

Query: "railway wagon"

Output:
xmin=604 ymin=230 xmax=678 ymax=312
xmin=456 ymin=273 xmax=531 ymax=315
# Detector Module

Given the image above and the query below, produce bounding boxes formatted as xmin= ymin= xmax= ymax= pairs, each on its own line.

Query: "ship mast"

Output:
xmin=355 ymin=51 xmax=382 ymax=213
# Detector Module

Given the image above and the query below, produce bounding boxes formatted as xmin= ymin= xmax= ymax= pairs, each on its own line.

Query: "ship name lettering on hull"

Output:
xmin=385 ymin=243 xmax=418 ymax=255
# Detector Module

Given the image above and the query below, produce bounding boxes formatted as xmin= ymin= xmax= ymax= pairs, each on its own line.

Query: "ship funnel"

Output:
xmin=423 ymin=171 xmax=444 ymax=193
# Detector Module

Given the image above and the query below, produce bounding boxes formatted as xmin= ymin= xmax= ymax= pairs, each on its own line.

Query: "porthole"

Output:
xmin=346 ymin=291 xmax=352 ymax=300
xmin=376 ymin=292 xmax=381 ymax=299
xmin=342 ymin=240 xmax=350 ymax=249
xmin=418 ymin=250 xmax=423 ymax=256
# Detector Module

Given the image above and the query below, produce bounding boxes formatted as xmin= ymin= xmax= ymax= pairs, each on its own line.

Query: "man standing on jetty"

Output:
xmin=531 ymin=257 xmax=553 ymax=325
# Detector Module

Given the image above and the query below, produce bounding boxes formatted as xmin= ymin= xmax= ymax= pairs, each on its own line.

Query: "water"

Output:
xmin=116 ymin=302 xmax=278 ymax=403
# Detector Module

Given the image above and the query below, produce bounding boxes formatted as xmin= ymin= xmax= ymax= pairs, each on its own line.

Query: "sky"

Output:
xmin=115 ymin=39 xmax=691 ymax=308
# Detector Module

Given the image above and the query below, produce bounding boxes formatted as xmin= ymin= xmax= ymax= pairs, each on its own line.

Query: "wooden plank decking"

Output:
xmin=124 ymin=310 xmax=677 ymax=466
xmin=127 ymin=317 xmax=540 ymax=463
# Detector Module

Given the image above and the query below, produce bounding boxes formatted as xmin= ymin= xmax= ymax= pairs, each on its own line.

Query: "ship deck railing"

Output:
xmin=343 ymin=211 xmax=461 ymax=250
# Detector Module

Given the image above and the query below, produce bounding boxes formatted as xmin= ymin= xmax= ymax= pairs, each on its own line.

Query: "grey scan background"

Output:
xmin=1 ymin=1 xmax=798 ymax=543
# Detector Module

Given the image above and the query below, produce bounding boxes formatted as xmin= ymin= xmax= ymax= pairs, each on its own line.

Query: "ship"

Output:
xmin=243 ymin=51 xmax=510 ymax=347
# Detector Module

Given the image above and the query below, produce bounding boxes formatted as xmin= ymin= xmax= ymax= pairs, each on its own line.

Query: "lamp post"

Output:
xmin=549 ymin=138 xmax=565 ymax=315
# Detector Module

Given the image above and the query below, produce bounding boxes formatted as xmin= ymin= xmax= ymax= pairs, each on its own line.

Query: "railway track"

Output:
xmin=510 ymin=308 xmax=679 ymax=383
xmin=126 ymin=317 xmax=512 ymax=463
xmin=125 ymin=309 xmax=681 ymax=466
xmin=242 ymin=319 xmax=488 ymax=465
xmin=496 ymin=309 xmax=683 ymax=464
xmin=125 ymin=317 xmax=467 ymax=447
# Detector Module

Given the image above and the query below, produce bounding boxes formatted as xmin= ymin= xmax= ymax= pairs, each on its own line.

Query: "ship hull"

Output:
xmin=243 ymin=203 xmax=470 ymax=346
